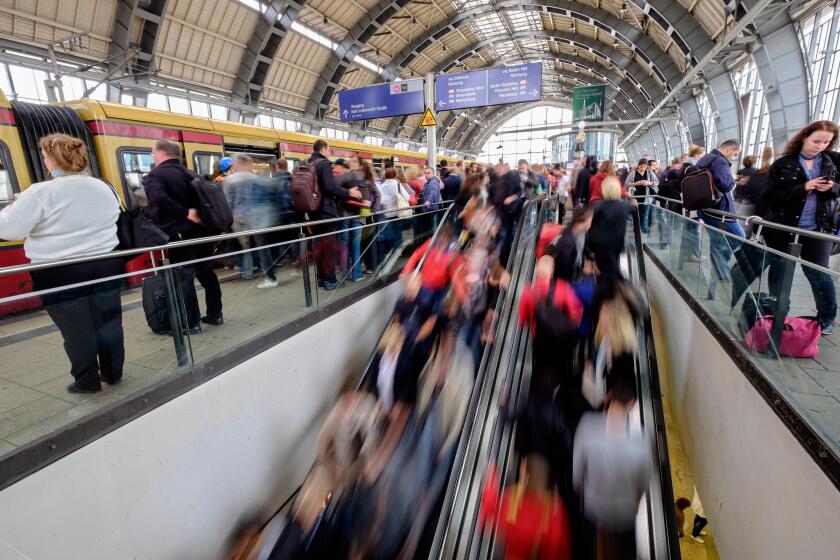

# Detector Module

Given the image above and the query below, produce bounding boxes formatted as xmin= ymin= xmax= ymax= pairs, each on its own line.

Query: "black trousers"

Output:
xmin=692 ymin=514 xmax=708 ymax=537
xmin=169 ymin=239 xmax=223 ymax=320
xmin=32 ymin=258 xmax=125 ymax=388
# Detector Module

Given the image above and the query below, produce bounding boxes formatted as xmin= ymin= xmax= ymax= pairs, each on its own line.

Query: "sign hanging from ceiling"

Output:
xmin=572 ymin=85 xmax=606 ymax=122
xmin=338 ymin=78 xmax=425 ymax=122
xmin=434 ymin=62 xmax=542 ymax=112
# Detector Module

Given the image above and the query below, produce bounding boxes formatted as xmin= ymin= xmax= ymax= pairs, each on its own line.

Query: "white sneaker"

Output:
xmin=257 ymin=278 xmax=278 ymax=289
xmin=700 ymin=531 xmax=707 ymax=536
xmin=691 ymin=535 xmax=705 ymax=544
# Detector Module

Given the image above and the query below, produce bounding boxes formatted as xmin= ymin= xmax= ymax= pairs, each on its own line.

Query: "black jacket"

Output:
xmin=762 ymin=151 xmax=840 ymax=249
xmin=574 ymin=166 xmax=593 ymax=204
xmin=310 ymin=151 xmax=351 ymax=219
xmin=145 ymin=159 xmax=204 ymax=238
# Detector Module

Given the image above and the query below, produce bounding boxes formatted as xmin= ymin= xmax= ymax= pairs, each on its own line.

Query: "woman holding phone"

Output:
xmin=763 ymin=121 xmax=840 ymax=334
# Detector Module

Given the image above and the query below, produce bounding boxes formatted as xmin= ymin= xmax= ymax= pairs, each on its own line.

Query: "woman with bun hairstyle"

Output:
xmin=0 ymin=133 xmax=124 ymax=393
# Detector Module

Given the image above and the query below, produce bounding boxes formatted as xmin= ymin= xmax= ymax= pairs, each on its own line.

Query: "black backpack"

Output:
xmin=189 ymin=172 xmax=233 ymax=233
xmin=680 ymin=158 xmax=721 ymax=211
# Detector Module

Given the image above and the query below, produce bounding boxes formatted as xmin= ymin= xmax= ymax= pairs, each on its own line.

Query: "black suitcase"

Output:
xmin=142 ymin=271 xmax=200 ymax=334
xmin=739 ymin=291 xmax=777 ymax=334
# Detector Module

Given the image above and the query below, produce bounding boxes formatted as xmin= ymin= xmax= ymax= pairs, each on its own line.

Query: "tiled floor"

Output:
xmin=638 ymin=217 xmax=840 ymax=451
xmin=0 ymin=254 xmax=403 ymax=458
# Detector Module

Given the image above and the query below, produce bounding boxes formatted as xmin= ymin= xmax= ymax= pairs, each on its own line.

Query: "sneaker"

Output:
xmin=188 ymin=325 xmax=203 ymax=335
xmin=352 ymin=276 xmax=365 ymax=283
xmin=324 ymin=280 xmax=345 ymax=290
xmin=821 ymin=323 xmax=834 ymax=335
xmin=690 ymin=535 xmax=705 ymax=544
xmin=67 ymin=381 xmax=101 ymax=394
xmin=257 ymin=278 xmax=279 ymax=289
xmin=700 ymin=531 xmax=708 ymax=536
xmin=685 ymin=255 xmax=702 ymax=263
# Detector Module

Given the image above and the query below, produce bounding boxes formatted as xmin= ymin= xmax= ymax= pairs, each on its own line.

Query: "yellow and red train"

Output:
xmin=0 ymin=91 xmax=466 ymax=314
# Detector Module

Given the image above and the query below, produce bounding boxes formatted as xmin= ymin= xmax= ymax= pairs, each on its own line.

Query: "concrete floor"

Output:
xmin=0 ymin=251 xmax=407 ymax=458
xmin=639 ymin=215 xmax=840 ymax=453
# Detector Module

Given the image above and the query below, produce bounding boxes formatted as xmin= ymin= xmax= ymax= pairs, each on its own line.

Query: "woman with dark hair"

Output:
xmin=763 ymin=120 xmax=840 ymax=334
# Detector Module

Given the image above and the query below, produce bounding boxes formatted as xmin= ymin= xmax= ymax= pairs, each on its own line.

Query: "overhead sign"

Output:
xmin=434 ymin=62 xmax=542 ymax=112
xmin=338 ymin=78 xmax=424 ymax=122
xmin=420 ymin=107 xmax=438 ymax=127
xmin=572 ymin=85 xmax=606 ymax=122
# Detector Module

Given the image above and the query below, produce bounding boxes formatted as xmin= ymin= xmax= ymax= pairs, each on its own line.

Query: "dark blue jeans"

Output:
xmin=699 ymin=215 xmax=745 ymax=281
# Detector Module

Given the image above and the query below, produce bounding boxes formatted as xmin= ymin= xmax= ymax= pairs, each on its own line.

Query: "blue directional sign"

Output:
xmin=434 ymin=62 xmax=542 ymax=112
xmin=487 ymin=63 xmax=542 ymax=106
xmin=338 ymin=78 xmax=424 ymax=122
xmin=435 ymin=70 xmax=488 ymax=112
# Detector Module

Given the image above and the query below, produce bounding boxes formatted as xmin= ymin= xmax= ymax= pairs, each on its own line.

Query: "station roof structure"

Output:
xmin=0 ymin=0 xmax=825 ymax=155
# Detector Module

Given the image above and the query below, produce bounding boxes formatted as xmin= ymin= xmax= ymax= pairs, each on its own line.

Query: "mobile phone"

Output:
xmin=821 ymin=174 xmax=834 ymax=182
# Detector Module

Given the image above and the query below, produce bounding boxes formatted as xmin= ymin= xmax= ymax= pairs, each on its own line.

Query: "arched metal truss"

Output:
xmin=232 ymin=0 xmax=303 ymax=107
xmin=388 ymin=27 xmax=670 ymax=140
xmin=108 ymin=0 xmax=170 ymax=102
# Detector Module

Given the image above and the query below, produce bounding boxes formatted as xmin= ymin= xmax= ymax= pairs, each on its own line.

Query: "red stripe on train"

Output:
xmin=278 ymin=142 xmax=373 ymax=160
xmin=0 ymin=108 xmax=15 ymax=125
xmin=86 ymin=121 xmax=222 ymax=144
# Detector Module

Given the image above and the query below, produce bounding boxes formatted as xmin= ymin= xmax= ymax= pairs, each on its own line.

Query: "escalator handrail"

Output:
xmin=431 ymin=196 xmax=555 ymax=558
xmin=629 ymin=209 xmax=681 ymax=559
xmin=430 ymin=197 xmax=544 ymax=558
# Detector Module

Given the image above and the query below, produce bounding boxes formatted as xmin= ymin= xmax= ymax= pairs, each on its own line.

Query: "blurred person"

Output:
xmin=479 ymin=454 xmax=573 ymax=560
xmin=763 ymin=121 xmax=839 ymax=333
xmin=574 ymin=155 xmax=598 ymax=206
xmin=679 ymin=145 xmax=708 ymax=264
xmin=224 ymin=154 xmax=261 ymax=280
xmin=573 ymin=382 xmax=651 ymax=559
xmin=146 ymin=139 xmax=223 ymax=327
xmin=517 ymin=159 xmax=538 ymax=197
xmin=339 ymin=156 xmax=375 ymax=282
xmin=626 ymin=158 xmax=658 ymax=233
xmin=656 ymin=157 xmax=686 ymax=248
xmin=588 ymin=160 xmax=628 ymax=204
xmin=248 ymin=161 xmax=286 ymax=288
xmin=376 ymin=167 xmax=411 ymax=256
xmin=735 ymin=147 xmax=773 ymax=220
xmin=400 ymin=224 xmax=458 ymax=313
xmin=468 ymin=162 xmax=480 ymax=174
xmin=531 ymin=163 xmax=548 ymax=195
xmin=587 ymin=176 xmax=634 ymax=286
xmin=0 ymin=133 xmax=123 ymax=393
xmin=736 ymin=154 xmax=758 ymax=183
xmin=554 ymin=206 xmax=593 ymax=282
xmin=406 ymin=167 xmax=424 ymax=197
xmin=443 ymin=160 xmax=462 ymax=201
xmin=308 ymin=139 xmax=362 ymax=290
xmin=493 ymin=170 xmax=526 ymax=266
xmin=453 ymin=172 xmax=483 ymax=230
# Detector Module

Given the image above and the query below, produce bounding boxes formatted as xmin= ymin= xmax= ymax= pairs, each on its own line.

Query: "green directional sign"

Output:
xmin=572 ymin=85 xmax=606 ymax=122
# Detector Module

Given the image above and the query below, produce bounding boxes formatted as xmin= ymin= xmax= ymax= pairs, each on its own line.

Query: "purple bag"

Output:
xmin=745 ymin=315 xmax=821 ymax=358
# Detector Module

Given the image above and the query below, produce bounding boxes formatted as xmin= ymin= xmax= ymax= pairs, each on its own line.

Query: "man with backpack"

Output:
xmin=146 ymin=139 xmax=223 ymax=328
xmin=692 ymin=139 xmax=744 ymax=281
xmin=299 ymin=139 xmax=361 ymax=290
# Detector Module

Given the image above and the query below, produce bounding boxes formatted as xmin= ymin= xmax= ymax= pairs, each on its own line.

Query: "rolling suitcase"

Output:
xmin=142 ymin=270 xmax=200 ymax=334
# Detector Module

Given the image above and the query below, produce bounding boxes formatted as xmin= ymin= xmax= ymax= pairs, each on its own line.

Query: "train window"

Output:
xmin=284 ymin=158 xmax=300 ymax=173
xmin=224 ymin=152 xmax=276 ymax=178
xmin=117 ymin=148 xmax=153 ymax=208
xmin=0 ymin=141 xmax=17 ymax=204
xmin=193 ymin=152 xmax=222 ymax=178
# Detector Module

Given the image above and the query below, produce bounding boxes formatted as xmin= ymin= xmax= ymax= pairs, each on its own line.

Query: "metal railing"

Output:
xmin=0 ymin=200 xmax=453 ymax=278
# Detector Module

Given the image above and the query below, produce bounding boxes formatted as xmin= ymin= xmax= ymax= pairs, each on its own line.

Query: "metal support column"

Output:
xmin=425 ymin=73 xmax=437 ymax=167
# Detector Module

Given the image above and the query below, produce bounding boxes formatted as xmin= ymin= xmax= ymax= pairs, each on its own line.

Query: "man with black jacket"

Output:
xmin=309 ymin=140 xmax=361 ymax=289
xmin=145 ymin=139 xmax=223 ymax=329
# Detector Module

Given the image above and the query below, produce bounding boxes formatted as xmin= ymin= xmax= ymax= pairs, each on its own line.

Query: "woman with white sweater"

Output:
xmin=0 ymin=134 xmax=124 ymax=393
xmin=377 ymin=167 xmax=411 ymax=254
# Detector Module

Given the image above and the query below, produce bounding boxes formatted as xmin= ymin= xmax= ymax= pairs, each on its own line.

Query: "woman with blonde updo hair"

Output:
xmin=0 ymin=133 xmax=124 ymax=393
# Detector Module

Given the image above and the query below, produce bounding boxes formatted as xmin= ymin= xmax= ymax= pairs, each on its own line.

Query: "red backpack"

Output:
xmin=290 ymin=158 xmax=322 ymax=214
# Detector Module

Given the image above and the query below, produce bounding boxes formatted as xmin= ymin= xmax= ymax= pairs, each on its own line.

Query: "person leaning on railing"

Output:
xmin=0 ymin=133 xmax=124 ymax=393
xmin=762 ymin=120 xmax=840 ymax=335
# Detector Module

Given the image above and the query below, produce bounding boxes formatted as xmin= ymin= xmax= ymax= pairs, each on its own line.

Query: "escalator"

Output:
xmin=236 ymin=197 xmax=547 ymax=559
xmin=430 ymin=205 xmax=680 ymax=559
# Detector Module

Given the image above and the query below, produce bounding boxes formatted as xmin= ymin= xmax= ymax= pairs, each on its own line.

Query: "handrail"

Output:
xmin=0 ymin=200 xmax=453 ymax=278
xmin=630 ymin=193 xmax=840 ymax=244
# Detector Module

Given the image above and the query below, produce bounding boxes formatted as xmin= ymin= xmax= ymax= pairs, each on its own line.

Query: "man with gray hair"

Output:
xmin=223 ymin=153 xmax=263 ymax=281
xmin=695 ymin=139 xmax=744 ymax=283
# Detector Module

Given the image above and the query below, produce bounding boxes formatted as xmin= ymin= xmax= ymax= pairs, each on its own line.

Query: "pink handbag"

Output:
xmin=745 ymin=315 xmax=821 ymax=358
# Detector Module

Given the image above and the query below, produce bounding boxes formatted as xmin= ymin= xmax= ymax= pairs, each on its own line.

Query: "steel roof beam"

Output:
xmin=233 ymin=0 xmax=304 ymax=106
xmin=108 ymin=0 xmax=169 ymax=98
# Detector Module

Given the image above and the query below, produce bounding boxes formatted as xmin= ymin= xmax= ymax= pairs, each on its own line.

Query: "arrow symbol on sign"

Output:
xmin=439 ymin=101 xmax=446 ymax=106
xmin=530 ymin=89 xmax=538 ymax=96
xmin=343 ymin=109 xmax=349 ymax=118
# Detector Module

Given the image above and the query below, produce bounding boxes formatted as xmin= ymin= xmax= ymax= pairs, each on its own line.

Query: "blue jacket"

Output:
xmin=421 ymin=176 xmax=442 ymax=211
xmin=697 ymin=149 xmax=736 ymax=217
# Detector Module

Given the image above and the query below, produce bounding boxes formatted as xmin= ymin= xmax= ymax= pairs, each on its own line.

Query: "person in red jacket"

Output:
xmin=480 ymin=456 xmax=573 ymax=560
xmin=588 ymin=160 xmax=629 ymax=205
xmin=400 ymin=226 xmax=459 ymax=313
